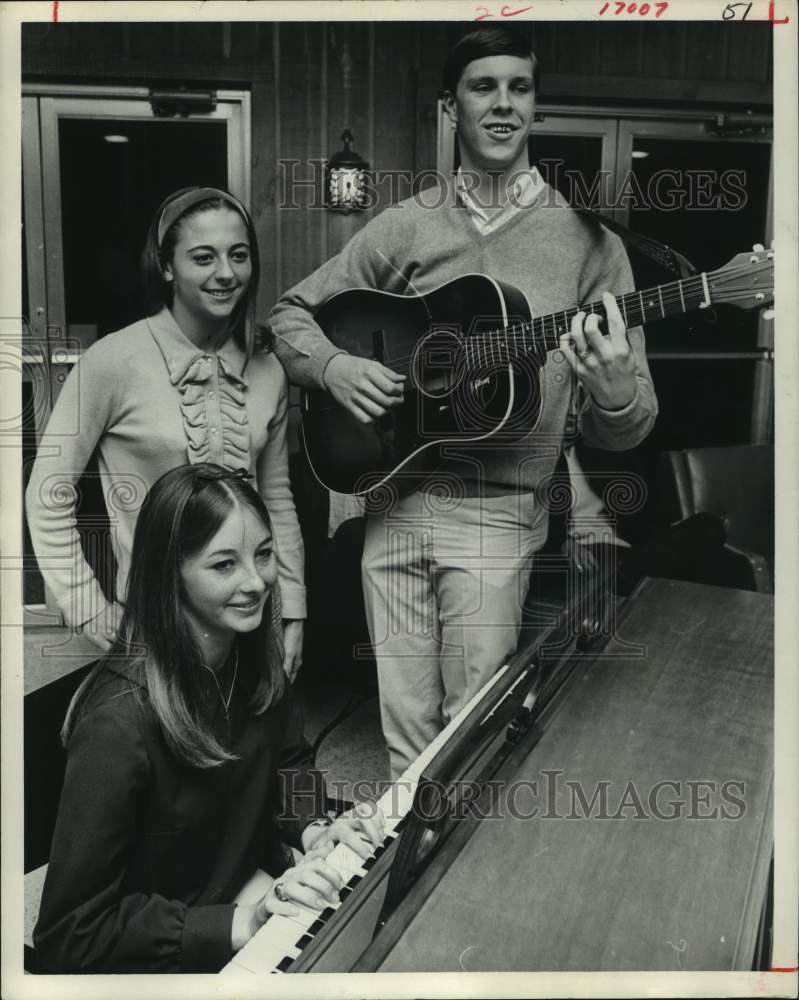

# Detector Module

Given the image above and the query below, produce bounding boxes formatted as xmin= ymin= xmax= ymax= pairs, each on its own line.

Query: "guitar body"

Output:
xmin=300 ymin=248 xmax=774 ymax=496
xmin=302 ymin=274 xmax=541 ymax=496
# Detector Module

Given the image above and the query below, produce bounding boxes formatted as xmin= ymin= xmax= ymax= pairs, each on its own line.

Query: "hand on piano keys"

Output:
xmin=225 ymin=809 xmax=403 ymax=974
xmin=222 ymin=663 xmax=513 ymax=976
xmin=301 ymin=800 xmax=386 ymax=860
xmin=228 ymin=801 xmax=391 ymax=966
xmin=222 ymin=753 xmax=450 ymax=974
xmin=230 ymin=854 xmax=343 ymax=951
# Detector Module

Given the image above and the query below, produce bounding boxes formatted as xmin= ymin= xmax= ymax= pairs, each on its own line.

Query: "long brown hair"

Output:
xmin=63 ymin=464 xmax=285 ymax=767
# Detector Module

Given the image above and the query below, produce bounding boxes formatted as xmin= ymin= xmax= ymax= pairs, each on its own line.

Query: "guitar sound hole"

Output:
xmin=412 ymin=329 xmax=465 ymax=400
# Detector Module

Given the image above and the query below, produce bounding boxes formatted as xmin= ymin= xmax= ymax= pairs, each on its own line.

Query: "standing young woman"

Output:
xmin=26 ymin=187 xmax=304 ymax=677
xmin=33 ymin=464 xmax=383 ymax=973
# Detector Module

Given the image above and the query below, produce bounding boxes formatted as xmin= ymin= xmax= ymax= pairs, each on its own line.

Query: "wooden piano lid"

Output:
xmin=373 ymin=578 xmax=774 ymax=972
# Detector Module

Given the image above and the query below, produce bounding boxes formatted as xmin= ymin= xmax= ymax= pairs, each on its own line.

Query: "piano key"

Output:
xmin=232 ymin=933 xmax=291 ymax=974
xmin=221 ymin=663 xmax=514 ymax=974
xmin=234 ymin=916 xmax=310 ymax=975
xmin=254 ymin=917 xmax=308 ymax=950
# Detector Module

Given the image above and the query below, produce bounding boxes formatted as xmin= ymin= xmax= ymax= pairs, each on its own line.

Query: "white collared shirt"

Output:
xmin=455 ymin=165 xmax=546 ymax=235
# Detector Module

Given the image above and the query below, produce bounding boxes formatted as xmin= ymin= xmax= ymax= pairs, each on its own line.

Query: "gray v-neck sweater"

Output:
xmin=267 ymin=179 xmax=657 ymax=494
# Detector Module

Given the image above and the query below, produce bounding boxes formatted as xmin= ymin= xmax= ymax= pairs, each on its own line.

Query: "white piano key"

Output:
xmin=239 ymin=938 xmax=302 ymax=974
xmin=232 ymin=936 xmax=287 ymax=974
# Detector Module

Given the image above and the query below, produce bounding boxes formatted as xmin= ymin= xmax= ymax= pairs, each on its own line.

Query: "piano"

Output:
xmin=222 ymin=576 xmax=774 ymax=975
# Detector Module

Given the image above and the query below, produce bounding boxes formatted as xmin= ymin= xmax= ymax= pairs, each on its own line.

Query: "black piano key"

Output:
xmin=339 ymin=886 xmax=353 ymax=899
xmin=276 ymin=956 xmax=293 ymax=972
xmin=295 ymin=933 xmax=314 ymax=950
xmin=319 ymin=907 xmax=336 ymax=920
xmin=345 ymin=875 xmax=361 ymax=889
xmin=362 ymin=856 xmax=377 ymax=870
xmin=308 ymin=918 xmax=326 ymax=935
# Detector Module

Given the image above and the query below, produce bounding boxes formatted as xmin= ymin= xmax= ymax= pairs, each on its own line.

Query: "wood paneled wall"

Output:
xmin=23 ymin=20 xmax=773 ymax=309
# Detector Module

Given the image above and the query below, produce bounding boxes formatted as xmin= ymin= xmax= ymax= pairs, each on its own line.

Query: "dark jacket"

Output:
xmin=33 ymin=657 xmax=326 ymax=973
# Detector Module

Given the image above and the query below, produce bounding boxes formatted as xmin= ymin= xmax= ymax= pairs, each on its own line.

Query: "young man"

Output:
xmin=267 ymin=27 xmax=658 ymax=780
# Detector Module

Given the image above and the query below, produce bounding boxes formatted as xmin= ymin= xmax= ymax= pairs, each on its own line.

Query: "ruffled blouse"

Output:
xmin=25 ymin=308 xmax=306 ymax=629
xmin=152 ymin=309 xmax=253 ymax=472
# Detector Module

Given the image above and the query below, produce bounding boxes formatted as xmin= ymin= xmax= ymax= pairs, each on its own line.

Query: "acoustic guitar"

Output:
xmin=301 ymin=248 xmax=774 ymax=497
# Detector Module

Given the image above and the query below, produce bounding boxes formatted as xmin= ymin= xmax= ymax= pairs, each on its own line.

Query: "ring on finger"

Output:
xmin=274 ymin=881 xmax=290 ymax=903
xmin=576 ymin=348 xmax=591 ymax=362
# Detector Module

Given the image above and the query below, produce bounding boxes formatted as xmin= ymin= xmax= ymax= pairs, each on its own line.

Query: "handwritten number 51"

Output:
xmin=723 ymin=2 xmax=753 ymax=16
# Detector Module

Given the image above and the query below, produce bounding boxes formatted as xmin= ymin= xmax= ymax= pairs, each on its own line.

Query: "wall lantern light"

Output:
xmin=326 ymin=129 xmax=370 ymax=213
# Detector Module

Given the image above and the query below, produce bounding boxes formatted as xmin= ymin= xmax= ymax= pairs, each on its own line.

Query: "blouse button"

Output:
xmin=211 ymin=427 xmax=219 ymax=435
xmin=208 ymin=391 xmax=215 ymax=400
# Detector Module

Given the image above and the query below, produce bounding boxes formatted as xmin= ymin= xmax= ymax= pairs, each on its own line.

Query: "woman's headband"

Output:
xmin=156 ymin=187 xmax=249 ymax=249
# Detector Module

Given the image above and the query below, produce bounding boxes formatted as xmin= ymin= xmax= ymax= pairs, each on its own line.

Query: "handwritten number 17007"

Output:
xmin=598 ymin=2 xmax=669 ymax=15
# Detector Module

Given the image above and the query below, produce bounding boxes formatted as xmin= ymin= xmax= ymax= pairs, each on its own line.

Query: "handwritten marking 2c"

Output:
xmin=474 ymin=3 xmax=534 ymax=20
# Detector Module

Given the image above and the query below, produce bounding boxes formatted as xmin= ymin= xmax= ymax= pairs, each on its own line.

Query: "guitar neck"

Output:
xmin=489 ymin=272 xmax=713 ymax=359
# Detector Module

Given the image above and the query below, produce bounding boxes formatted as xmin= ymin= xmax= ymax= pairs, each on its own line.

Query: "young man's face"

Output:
xmin=445 ymin=54 xmax=536 ymax=179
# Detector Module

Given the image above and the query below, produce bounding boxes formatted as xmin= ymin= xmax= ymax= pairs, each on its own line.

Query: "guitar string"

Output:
xmin=362 ymin=265 xmax=771 ymax=375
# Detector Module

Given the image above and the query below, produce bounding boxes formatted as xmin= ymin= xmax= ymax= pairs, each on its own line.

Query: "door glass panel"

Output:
xmin=528 ymin=134 xmax=604 ymax=207
xmin=58 ymin=118 xmax=228 ymax=343
xmin=626 ymin=137 xmax=771 ymax=353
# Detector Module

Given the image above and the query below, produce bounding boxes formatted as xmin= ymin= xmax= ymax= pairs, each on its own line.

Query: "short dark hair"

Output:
xmin=140 ymin=188 xmax=261 ymax=356
xmin=442 ymin=26 xmax=540 ymax=95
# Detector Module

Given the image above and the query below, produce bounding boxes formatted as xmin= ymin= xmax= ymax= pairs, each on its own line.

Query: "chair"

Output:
xmin=660 ymin=444 xmax=774 ymax=593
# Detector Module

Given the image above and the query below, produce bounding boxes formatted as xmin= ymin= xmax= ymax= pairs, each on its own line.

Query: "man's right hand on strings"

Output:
xmin=323 ymin=354 xmax=405 ymax=424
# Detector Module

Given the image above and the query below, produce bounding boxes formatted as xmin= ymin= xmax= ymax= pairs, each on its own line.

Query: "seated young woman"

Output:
xmin=33 ymin=463 xmax=383 ymax=974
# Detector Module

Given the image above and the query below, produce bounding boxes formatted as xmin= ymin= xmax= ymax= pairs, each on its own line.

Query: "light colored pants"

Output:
xmin=362 ymin=489 xmax=547 ymax=780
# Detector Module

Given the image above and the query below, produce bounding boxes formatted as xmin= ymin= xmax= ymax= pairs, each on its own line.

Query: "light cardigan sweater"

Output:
xmin=267 ymin=178 xmax=658 ymax=494
xmin=26 ymin=307 xmax=306 ymax=629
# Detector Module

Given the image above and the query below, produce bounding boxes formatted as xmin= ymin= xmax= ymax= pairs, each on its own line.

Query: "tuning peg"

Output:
xmin=763 ymin=309 xmax=774 ymax=321
xmin=753 ymin=243 xmax=765 ymax=252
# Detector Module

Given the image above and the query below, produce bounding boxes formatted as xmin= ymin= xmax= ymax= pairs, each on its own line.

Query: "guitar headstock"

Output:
xmin=709 ymin=244 xmax=774 ymax=311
